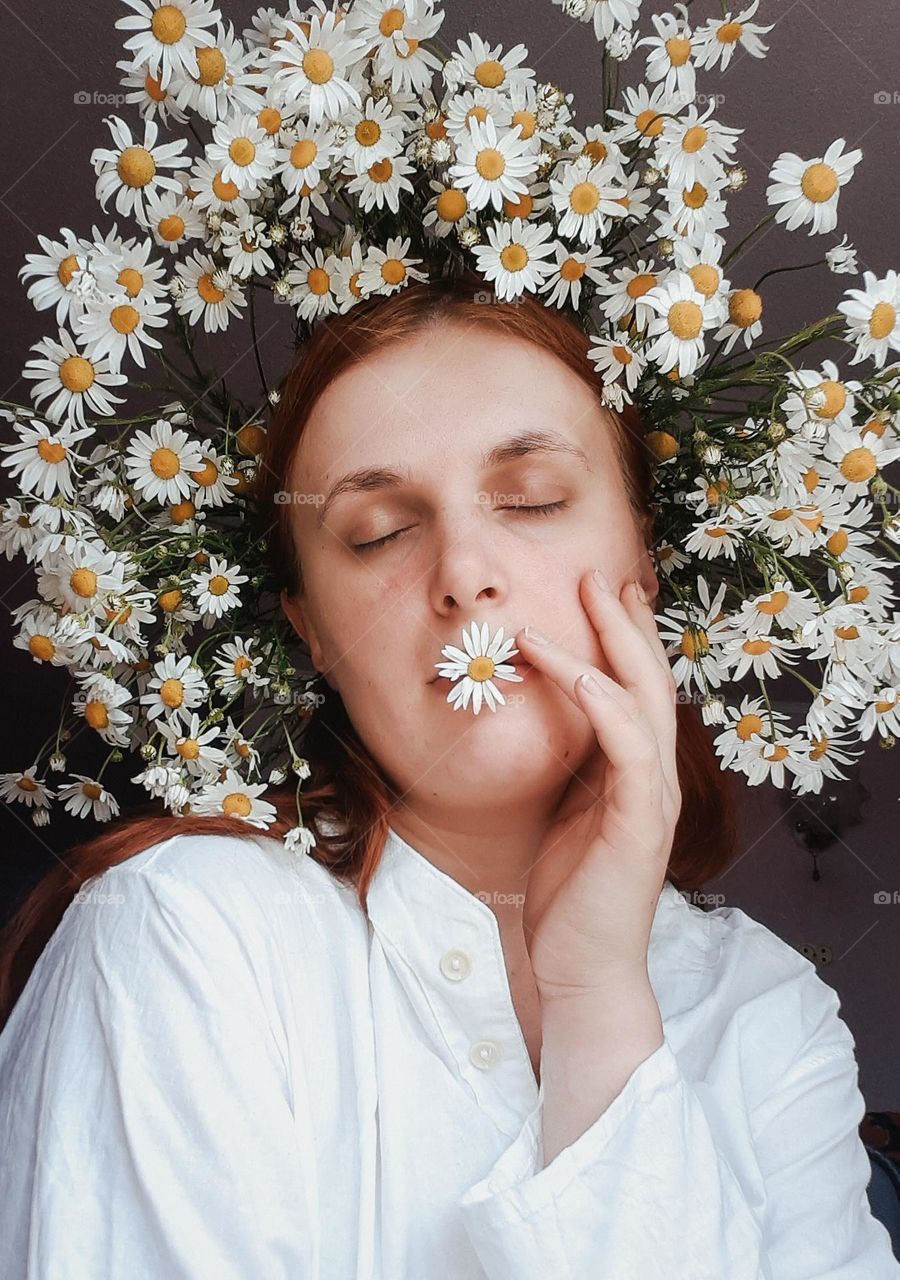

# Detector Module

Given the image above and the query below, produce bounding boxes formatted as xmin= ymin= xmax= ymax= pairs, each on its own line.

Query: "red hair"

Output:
xmin=0 ymin=266 xmax=737 ymax=1024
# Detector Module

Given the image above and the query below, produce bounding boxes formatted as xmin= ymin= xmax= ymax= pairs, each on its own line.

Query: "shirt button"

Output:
xmin=469 ymin=1039 xmax=503 ymax=1071
xmin=440 ymin=948 xmax=472 ymax=982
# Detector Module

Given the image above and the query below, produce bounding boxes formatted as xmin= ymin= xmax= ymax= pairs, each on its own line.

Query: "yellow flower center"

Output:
xmin=876 ymin=694 xmax=898 ymax=713
xmin=742 ymin=638 xmax=772 ymax=655
xmin=682 ymin=181 xmax=708 ymax=209
xmin=28 ymin=634 xmax=55 ymax=661
xmin=801 ymin=162 xmax=838 ymax=203
xmin=839 ymin=447 xmax=877 ymax=484
xmin=236 ymin=423 xmax=267 ymax=455
xmin=757 ymin=590 xmax=788 ymax=615
xmin=303 ymin=48 xmax=335 ymax=85
xmin=562 ymin=257 xmax=586 ymax=282
xmin=355 ymin=119 xmax=381 ymax=146
xmin=668 ymin=299 xmax=704 ymax=339
xmin=117 ymin=146 xmax=156 ymax=189
xmin=500 ymin=243 xmax=528 ymax=273
xmin=198 ymin=273 xmax=226 ymax=304
xmin=381 ymin=258 xmax=407 ymax=286
xmin=635 ymin=108 xmax=665 ymax=138
xmin=826 ymin=528 xmax=849 ymax=555
xmin=159 ymin=589 xmax=183 ymax=612
xmin=475 ymin=59 xmax=506 ymax=88
xmin=159 ymin=213 xmax=185 ymax=242
xmin=59 ymin=355 xmax=95 ymax=393
xmin=234 ymin=656 xmax=252 ymax=676
xmin=666 ymin=35 xmax=692 ymax=66
xmin=379 ymin=8 xmax=405 ymax=36
xmin=680 ymin=627 xmax=708 ymax=660
xmin=212 ymin=172 xmax=240 ymax=201
xmin=110 ymin=303 xmax=140 ymax=335
xmin=84 ymin=700 xmax=109 ymax=730
xmin=645 ymin=430 xmax=679 ymax=461
xmin=151 ymin=5 xmax=187 ymax=44
xmin=436 ymin=187 xmax=468 ymax=221
xmin=177 ymin=738 xmax=200 ymax=760
xmin=467 ymin=656 xmax=496 ymax=682
xmin=291 ymin=138 xmax=318 ymax=169
xmin=681 ymin=124 xmax=707 ymax=153
xmin=195 ymin=46 xmax=227 ymax=85
xmin=57 ymin=254 xmax=79 ymax=286
xmin=570 ymin=181 xmax=600 ymax=215
xmin=626 ymin=272 xmax=657 ymax=298
xmin=70 ymin=567 xmax=98 ymax=597
xmin=208 ymin=574 xmax=230 ymax=596
xmin=17 ymin=776 xmax=38 ymax=793
xmin=223 ymin=791 xmax=252 ymax=816
xmin=869 ymin=301 xmax=896 ymax=340
xmin=190 ymin=458 xmax=219 ymax=486
xmin=511 ymin=109 xmax=536 ymax=140
xmin=151 ymin=446 xmax=181 ymax=479
xmin=728 ymin=288 xmax=762 ymax=328
xmin=82 ymin=782 xmax=103 ymax=801
xmin=736 ymin=713 xmax=763 ymax=740
xmin=38 ymin=438 xmax=67 ymax=464
xmin=368 ymin=157 xmax=394 ymax=183
xmin=688 ymin=263 xmax=719 ymax=297
xmin=476 ymin=147 xmax=506 ymax=181
xmin=717 ymin=20 xmax=744 ymax=44
xmin=169 ymin=500 xmax=195 ymax=524
xmin=228 ymin=136 xmax=256 ymax=167
xmin=160 ymin=677 xmax=184 ymax=707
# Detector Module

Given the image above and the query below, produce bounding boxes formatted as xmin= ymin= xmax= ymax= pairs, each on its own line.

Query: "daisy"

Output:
xmin=433 ymin=620 xmax=524 ymax=715
xmin=712 ymin=286 xmax=764 ymax=355
xmin=734 ymin=581 xmax=820 ymax=637
xmin=165 ymin=21 xmax=263 ymax=124
xmin=449 ymin=32 xmax=536 ymax=99
xmin=448 ymin=114 xmax=540 ymax=215
xmin=18 ymin=228 xmax=101 ymax=329
xmin=286 ymin=245 xmax=343 ymax=321
xmin=12 ymin=605 xmax=79 ymax=667
xmin=822 ymin=424 xmax=900 ymax=500
xmin=186 ymin=447 xmax=240 ymax=509
xmin=172 ymin=251 xmax=247 ymax=333
xmin=21 ymin=328 xmax=127 ymax=428
xmin=205 ymin=111 xmax=279 ymax=194
xmin=766 ymin=138 xmax=863 ymax=237
xmin=58 ymin=774 xmax=121 ymax=822
xmin=422 ymin=178 xmax=477 ymax=241
xmin=587 ymin=0 xmax=642 ymax=42
xmin=91 ymin=114 xmax=190 ymax=223
xmin=592 ymin=258 xmax=669 ymax=330
xmin=73 ymin=286 xmax=170 ymax=372
xmin=343 ymin=147 xmax=417 ymax=214
xmin=269 ymin=12 xmax=366 ymax=128
xmin=115 ymin=57 xmax=190 ymax=127
xmin=89 ymin=228 xmax=171 ymax=305
xmin=357 ymin=236 xmax=429 ymax=299
xmin=859 ymin=687 xmax=900 ymax=741
xmin=211 ymin=637 xmax=268 ymax=696
xmin=837 ymin=566 xmax=896 ymax=621
xmin=0 ymin=766 xmax=55 ymax=811
xmin=671 ymin=231 xmax=730 ymax=319
xmin=274 ymin=120 xmax=340 ymax=214
xmin=641 ymin=271 xmax=721 ymax=378
xmin=72 ymin=673 xmax=134 ymax=748
xmin=837 ymin=270 xmax=900 ymax=369
xmin=692 ymin=1 xmax=773 ymax=73
xmin=185 ymin=154 xmax=255 ymax=219
xmin=124 ymin=417 xmax=205 ymax=506
xmin=116 ymin=0 xmax=221 ymax=90
xmin=550 ymin=154 xmax=628 ymax=246
xmin=41 ymin=542 xmax=132 ymax=618
xmin=344 ymin=0 xmax=445 ymax=98
xmin=683 ymin=515 xmax=744 ymax=561
xmin=140 ymin=651 xmax=209 ymax=726
xmin=541 ymin=242 xmax=614 ymax=311
xmin=283 ymin=825 xmax=317 ymax=855
xmin=655 ymin=542 xmax=691 ymax=578
xmin=780 ymin=360 xmax=859 ymax=438
xmin=339 ymin=95 xmax=408 ymax=175
xmin=157 ymin=711 xmax=229 ymax=779
xmin=655 ymin=174 xmax=730 ymax=247
xmin=470 ymin=217 xmax=558 ymax=302
xmin=801 ymin=602 xmax=881 ymax=680
xmin=734 ymin=733 xmax=811 ymax=790
xmin=189 ymin=553 xmax=250 ymax=628
xmin=188 ymin=766 xmax=278 ymax=827
xmin=654 ymin=102 xmax=742 ymax=192
xmin=721 ymin=630 xmax=801 ymax=681
xmin=218 ymin=213 xmax=276 ymax=280
xmin=792 ymin=728 xmax=863 ymax=795
xmin=826 ymin=234 xmax=858 ymax=275
xmin=655 ymin=577 xmax=732 ymax=695
xmin=441 ymin=87 xmax=514 ymax=146
xmin=222 ymin=716 xmax=262 ymax=774
xmin=638 ymin=4 xmax=697 ymax=104
xmin=712 ymin=694 xmax=792 ymax=769
xmin=1 ymin=417 xmax=93 ymax=501
xmin=587 ymin=333 xmax=646 ymax=401
xmin=742 ymin=492 xmax=845 ymax=557
xmin=607 ymin=82 xmax=679 ymax=149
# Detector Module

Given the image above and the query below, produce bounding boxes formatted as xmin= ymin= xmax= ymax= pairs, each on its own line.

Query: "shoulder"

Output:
xmin=674 ymin=890 xmax=856 ymax=1110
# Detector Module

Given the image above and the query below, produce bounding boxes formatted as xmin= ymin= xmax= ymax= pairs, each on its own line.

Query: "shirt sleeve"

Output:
xmin=457 ymin=1003 xmax=900 ymax=1280
xmin=0 ymin=862 xmax=315 ymax=1280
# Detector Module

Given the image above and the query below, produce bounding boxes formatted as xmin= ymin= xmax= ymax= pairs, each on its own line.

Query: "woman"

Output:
xmin=1 ymin=274 xmax=897 ymax=1278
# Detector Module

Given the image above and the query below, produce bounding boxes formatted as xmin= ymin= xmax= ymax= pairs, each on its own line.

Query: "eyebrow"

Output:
xmin=316 ymin=430 xmax=590 ymax=528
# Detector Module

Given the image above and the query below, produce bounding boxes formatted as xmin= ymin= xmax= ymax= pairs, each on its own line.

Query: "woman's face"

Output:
xmin=281 ymin=321 xmax=658 ymax=816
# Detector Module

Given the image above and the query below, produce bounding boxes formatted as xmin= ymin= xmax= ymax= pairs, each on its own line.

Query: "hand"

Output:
xmin=516 ymin=568 xmax=681 ymax=1003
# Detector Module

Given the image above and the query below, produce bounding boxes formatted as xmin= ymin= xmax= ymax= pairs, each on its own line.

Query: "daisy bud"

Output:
xmin=836 ymin=561 xmax=854 ymax=583
xmin=268 ymin=222 xmax=287 ymax=245
xmin=870 ymin=475 xmax=888 ymax=497
xmin=701 ymin=695 xmax=726 ymax=726
xmin=879 ymin=735 xmax=896 ymax=750
xmin=607 ymin=30 xmax=637 ymax=60
xmin=431 ymin=138 xmax=452 ymax=164
xmin=33 ymin=809 xmax=50 ymax=827
xmin=767 ymin=421 xmax=787 ymax=443
xmin=883 ymin=513 xmax=900 ymax=543
xmin=724 ymin=165 xmax=748 ymax=191
xmin=269 ymin=767 xmax=287 ymax=785
xmin=49 ymin=752 xmax=66 ymax=772
xmin=700 ymin=444 xmax=723 ymax=465
xmin=268 ymin=389 xmax=281 ymax=406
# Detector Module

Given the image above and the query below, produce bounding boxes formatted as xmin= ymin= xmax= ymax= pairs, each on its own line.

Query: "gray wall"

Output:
xmin=1 ymin=1 xmax=898 ymax=1105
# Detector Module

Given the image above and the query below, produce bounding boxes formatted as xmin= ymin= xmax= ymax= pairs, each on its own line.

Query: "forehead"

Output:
xmin=292 ymin=323 xmax=607 ymax=482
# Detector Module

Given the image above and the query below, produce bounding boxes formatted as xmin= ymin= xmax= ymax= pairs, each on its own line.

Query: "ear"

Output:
xmin=280 ymin=589 xmax=339 ymax=691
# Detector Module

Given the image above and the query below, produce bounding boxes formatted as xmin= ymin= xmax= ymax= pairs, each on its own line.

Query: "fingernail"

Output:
xmin=592 ymin=568 xmax=610 ymax=591
xmin=633 ymin=579 xmax=647 ymax=603
xmin=577 ymin=672 xmax=602 ymax=696
xmin=523 ymin=624 xmax=549 ymax=644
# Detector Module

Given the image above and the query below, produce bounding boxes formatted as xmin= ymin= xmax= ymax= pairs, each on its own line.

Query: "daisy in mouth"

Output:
xmin=433 ymin=620 xmax=524 ymax=715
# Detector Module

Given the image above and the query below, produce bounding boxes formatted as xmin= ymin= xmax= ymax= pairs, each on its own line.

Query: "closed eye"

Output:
xmin=352 ymin=501 xmax=570 ymax=553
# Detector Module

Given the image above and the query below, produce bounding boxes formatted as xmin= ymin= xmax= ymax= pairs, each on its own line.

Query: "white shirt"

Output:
xmin=1 ymin=826 xmax=897 ymax=1280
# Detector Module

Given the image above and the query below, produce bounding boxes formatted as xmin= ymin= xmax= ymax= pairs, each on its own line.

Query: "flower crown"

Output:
xmin=1 ymin=0 xmax=898 ymax=850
